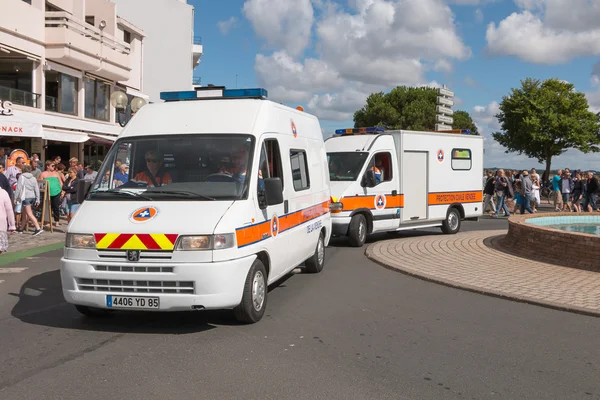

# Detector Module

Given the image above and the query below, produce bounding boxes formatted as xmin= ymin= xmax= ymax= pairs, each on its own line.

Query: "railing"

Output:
xmin=193 ymin=36 xmax=202 ymax=45
xmin=45 ymin=12 xmax=131 ymax=55
xmin=192 ymin=77 xmax=202 ymax=85
xmin=0 ymin=86 xmax=40 ymax=108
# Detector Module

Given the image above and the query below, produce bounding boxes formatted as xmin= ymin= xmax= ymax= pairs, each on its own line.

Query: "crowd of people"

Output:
xmin=482 ymin=168 xmax=600 ymax=217
xmin=0 ymin=149 xmax=110 ymax=254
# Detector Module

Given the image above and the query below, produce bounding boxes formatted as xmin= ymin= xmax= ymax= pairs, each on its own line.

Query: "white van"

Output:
xmin=326 ymin=127 xmax=483 ymax=247
xmin=60 ymin=87 xmax=332 ymax=324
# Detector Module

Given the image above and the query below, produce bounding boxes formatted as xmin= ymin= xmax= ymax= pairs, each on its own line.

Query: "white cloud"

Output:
xmin=475 ymin=8 xmax=483 ymax=23
xmin=242 ymin=0 xmax=314 ymax=57
xmin=245 ymin=0 xmax=471 ymax=126
xmin=464 ymin=76 xmax=479 ymax=87
xmin=486 ymin=1 xmax=600 ymax=64
xmin=217 ymin=16 xmax=238 ymax=35
xmin=448 ymin=0 xmax=496 ymax=4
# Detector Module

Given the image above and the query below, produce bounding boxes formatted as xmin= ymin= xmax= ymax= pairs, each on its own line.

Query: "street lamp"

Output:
xmin=110 ymin=91 xmax=147 ymax=127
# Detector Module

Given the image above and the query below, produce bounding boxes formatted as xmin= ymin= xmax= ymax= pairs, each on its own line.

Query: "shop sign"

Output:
xmin=0 ymin=100 xmax=13 ymax=116
xmin=7 ymin=149 xmax=30 ymax=167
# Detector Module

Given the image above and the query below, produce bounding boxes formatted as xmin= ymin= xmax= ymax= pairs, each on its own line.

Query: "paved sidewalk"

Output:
xmin=7 ymin=224 xmax=66 ymax=253
xmin=366 ymin=230 xmax=600 ymax=316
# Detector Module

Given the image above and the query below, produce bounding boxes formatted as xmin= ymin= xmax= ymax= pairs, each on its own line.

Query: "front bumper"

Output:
xmin=60 ymin=255 xmax=256 ymax=311
xmin=331 ymin=215 xmax=351 ymax=236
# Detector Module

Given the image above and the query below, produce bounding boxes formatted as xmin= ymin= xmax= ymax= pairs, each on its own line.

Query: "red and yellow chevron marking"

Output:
xmin=94 ymin=233 xmax=179 ymax=250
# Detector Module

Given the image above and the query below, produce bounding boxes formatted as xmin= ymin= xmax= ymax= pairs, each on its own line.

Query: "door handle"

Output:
xmin=284 ymin=200 xmax=289 ymax=214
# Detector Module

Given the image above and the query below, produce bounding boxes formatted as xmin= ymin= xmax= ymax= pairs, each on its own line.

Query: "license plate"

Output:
xmin=106 ymin=295 xmax=160 ymax=309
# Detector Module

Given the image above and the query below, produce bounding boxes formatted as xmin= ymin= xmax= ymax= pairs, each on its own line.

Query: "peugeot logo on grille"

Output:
xmin=127 ymin=250 xmax=141 ymax=262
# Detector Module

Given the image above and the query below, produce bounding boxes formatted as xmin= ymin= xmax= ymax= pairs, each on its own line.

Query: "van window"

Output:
xmin=290 ymin=149 xmax=310 ymax=191
xmin=258 ymin=139 xmax=283 ymax=193
xmin=366 ymin=152 xmax=393 ymax=184
xmin=451 ymin=148 xmax=472 ymax=170
xmin=327 ymin=152 xmax=369 ymax=181
xmin=86 ymin=134 xmax=255 ymax=201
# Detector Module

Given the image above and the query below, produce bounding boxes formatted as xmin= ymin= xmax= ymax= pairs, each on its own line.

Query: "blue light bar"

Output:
xmin=334 ymin=127 xmax=385 ymax=135
xmin=223 ymin=88 xmax=268 ymax=98
xmin=160 ymin=87 xmax=268 ymax=102
xmin=461 ymin=129 xmax=471 ymax=134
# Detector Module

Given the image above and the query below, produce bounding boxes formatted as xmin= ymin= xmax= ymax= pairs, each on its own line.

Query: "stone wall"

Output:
xmin=503 ymin=212 xmax=600 ymax=273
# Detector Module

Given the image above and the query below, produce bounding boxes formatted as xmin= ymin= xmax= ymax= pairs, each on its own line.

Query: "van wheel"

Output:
xmin=234 ymin=259 xmax=267 ymax=324
xmin=441 ymin=208 xmax=461 ymax=234
xmin=305 ymin=232 xmax=325 ymax=273
xmin=348 ymin=214 xmax=367 ymax=247
xmin=75 ymin=305 xmax=111 ymax=318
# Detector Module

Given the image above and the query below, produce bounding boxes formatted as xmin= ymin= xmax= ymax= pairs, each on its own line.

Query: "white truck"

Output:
xmin=326 ymin=127 xmax=483 ymax=247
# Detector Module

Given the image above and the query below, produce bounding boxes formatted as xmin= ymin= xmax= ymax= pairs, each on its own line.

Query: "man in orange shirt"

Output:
xmin=219 ymin=148 xmax=248 ymax=185
xmin=134 ymin=150 xmax=172 ymax=187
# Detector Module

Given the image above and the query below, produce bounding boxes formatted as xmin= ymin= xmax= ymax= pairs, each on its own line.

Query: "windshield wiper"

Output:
xmin=146 ymin=190 xmax=216 ymax=201
xmin=94 ymin=189 xmax=154 ymax=201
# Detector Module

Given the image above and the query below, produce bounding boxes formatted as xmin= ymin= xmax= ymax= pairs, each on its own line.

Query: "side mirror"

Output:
xmin=77 ymin=179 xmax=92 ymax=204
xmin=362 ymin=170 xmax=377 ymax=188
xmin=264 ymin=177 xmax=283 ymax=206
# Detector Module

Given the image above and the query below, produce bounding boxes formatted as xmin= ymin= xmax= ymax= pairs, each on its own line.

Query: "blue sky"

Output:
xmin=190 ymin=0 xmax=600 ymax=169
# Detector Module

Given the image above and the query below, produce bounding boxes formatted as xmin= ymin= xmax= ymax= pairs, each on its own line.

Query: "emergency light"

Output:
xmin=334 ymin=127 xmax=385 ymax=135
xmin=160 ymin=86 xmax=268 ymax=102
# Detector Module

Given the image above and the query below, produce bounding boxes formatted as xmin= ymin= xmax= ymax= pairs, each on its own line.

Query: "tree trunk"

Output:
xmin=544 ymin=157 xmax=552 ymax=184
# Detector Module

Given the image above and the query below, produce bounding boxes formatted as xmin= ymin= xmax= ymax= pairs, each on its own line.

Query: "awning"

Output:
xmin=0 ymin=117 xmax=43 ymax=138
xmin=125 ymin=87 xmax=150 ymax=100
xmin=88 ymin=133 xmax=117 ymax=145
xmin=43 ymin=129 xmax=89 ymax=143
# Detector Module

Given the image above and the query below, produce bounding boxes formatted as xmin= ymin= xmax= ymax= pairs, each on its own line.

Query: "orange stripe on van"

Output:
xmin=339 ymin=194 xmax=404 ymax=211
xmin=428 ymin=191 xmax=482 ymax=205
xmin=235 ymin=201 xmax=330 ymax=248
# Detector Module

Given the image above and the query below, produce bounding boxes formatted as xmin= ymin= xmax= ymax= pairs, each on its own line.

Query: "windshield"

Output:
xmin=327 ymin=152 xmax=369 ymax=181
xmin=87 ymin=134 xmax=255 ymax=201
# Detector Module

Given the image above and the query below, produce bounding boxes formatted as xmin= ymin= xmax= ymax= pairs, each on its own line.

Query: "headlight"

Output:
xmin=66 ymin=233 xmax=96 ymax=249
xmin=330 ymin=202 xmax=343 ymax=212
xmin=176 ymin=234 xmax=236 ymax=251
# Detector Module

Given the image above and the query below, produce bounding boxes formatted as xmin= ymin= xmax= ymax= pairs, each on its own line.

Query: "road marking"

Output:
xmin=0 ymin=268 xmax=28 ymax=274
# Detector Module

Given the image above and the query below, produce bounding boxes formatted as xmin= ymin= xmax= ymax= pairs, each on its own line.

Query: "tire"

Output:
xmin=233 ymin=259 xmax=268 ymax=324
xmin=441 ymin=207 xmax=461 ymax=234
xmin=305 ymin=231 xmax=325 ymax=273
xmin=75 ymin=305 xmax=111 ymax=318
xmin=348 ymin=214 xmax=367 ymax=247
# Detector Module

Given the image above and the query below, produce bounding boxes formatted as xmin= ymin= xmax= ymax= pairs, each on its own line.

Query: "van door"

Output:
xmin=402 ymin=151 xmax=428 ymax=222
xmin=256 ymin=136 xmax=288 ymax=280
xmin=363 ymin=151 xmax=400 ymax=232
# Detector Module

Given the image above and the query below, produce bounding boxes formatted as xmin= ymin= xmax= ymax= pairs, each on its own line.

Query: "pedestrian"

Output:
xmin=552 ymin=169 xmax=563 ymax=211
xmin=583 ymin=171 xmax=599 ymax=212
xmin=5 ymin=156 xmax=24 ymax=189
xmin=560 ymin=171 xmax=574 ymax=212
xmin=571 ymin=171 xmax=585 ymax=212
xmin=62 ymin=167 xmax=80 ymax=223
xmin=493 ymin=169 xmax=511 ymax=217
xmin=530 ymin=168 xmax=541 ymax=212
xmin=40 ymin=161 xmax=62 ymax=227
xmin=0 ymin=187 xmax=16 ymax=254
xmin=0 ymin=164 xmax=13 ymax=201
xmin=14 ymin=164 xmax=42 ymax=235
xmin=519 ymin=170 xmax=535 ymax=214
xmin=483 ymin=170 xmax=497 ymax=215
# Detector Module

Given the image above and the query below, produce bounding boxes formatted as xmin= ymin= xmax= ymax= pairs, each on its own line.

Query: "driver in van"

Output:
xmin=220 ymin=148 xmax=248 ymax=185
xmin=134 ymin=150 xmax=173 ymax=188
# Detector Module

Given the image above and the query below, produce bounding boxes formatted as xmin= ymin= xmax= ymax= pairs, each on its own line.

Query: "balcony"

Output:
xmin=45 ymin=12 xmax=132 ymax=81
xmin=192 ymin=35 xmax=203 ymax=68
xmin=0 ymin=86 xmax=40 ymax=108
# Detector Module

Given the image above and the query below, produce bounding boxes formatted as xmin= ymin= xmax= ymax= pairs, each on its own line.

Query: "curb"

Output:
xmin=0 ymin=242 xmax=64 ymax=266
xmin=365 ymin=243 xmax=600 ymax=319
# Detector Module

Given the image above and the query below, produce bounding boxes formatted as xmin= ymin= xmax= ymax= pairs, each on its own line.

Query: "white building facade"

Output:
xmin=0 ymin=0 xmax=202 ymax=169
xmin=109 ymin=0 xmax=203 ymax=103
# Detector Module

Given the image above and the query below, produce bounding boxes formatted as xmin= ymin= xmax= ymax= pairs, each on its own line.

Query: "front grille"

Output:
xmin=93 ymin=265 xmax=174 ymax=273
xmin=76 ymin=278 xmax=194 ymax=294
xmin=97 ymin=250 xmax=173 ymax=261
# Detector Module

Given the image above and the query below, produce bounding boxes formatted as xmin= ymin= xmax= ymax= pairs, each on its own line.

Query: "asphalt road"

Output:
xmin=1 ymin=217 xmax=599 ymax=400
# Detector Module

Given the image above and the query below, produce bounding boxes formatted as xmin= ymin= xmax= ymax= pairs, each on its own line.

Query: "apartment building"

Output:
xmin=0 ymin=0 xmax=185 ymax=170
xmin=110 ymin=0 xmax=203 ymax=103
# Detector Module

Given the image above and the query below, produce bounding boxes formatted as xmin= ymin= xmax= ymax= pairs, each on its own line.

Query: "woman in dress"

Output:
xmin=0 ymin=187 xmax=16 ymax=254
